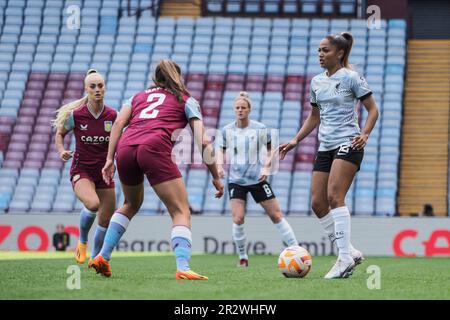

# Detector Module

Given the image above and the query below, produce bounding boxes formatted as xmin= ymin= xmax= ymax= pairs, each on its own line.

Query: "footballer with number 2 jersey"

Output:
xmin=90 ymin=60 xmax=224 ymax=280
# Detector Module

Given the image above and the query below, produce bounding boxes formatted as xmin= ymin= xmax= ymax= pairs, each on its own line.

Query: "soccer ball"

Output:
xmin=278 ymin=246 xmax=312 ymax=278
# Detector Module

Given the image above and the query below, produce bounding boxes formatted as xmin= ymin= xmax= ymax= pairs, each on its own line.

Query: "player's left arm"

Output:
xmin=350 ymin=73 xmax=379 ymax=150
xmin=352 ymin=95 xmax=379 ymax=150
xmin=102 ymin=105 xmax=132 ymax=185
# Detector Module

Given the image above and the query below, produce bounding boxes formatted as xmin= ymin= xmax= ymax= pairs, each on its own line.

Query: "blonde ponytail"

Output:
xmin=51 ymin=96 xmax=88 ymax=131
xmin=234 ymin=91 xmax=252 ymax=109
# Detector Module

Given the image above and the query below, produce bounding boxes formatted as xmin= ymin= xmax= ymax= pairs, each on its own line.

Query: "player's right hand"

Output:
xmin=278 ymin=139 xmax=298 ymax=160
xmin=59 ymin=150 xmax=73 ymax=162
xmin=212 ymin=178 xmax=224 ymax=199
xmin=102 ymin=158 xmax=116 ymax=186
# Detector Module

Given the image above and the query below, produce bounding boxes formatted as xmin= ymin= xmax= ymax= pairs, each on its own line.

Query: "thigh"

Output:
xmin=137 ymin=145 xmax=181 ymax=186
xmin=96 ymin=188 xmax=116 ymax=227
xmin=311 ymin=171 xmax=330 ymax=217
xmin=116 ymin=145 xmax=144 ymax=186
xmin=228 ymin=183 xmax=247 ymax=202
xmin=313 ymin=150 xmax=334 ymax=173
xmin=152 ymin=177 xmax=191 ymax=227
xmin=249 ymin=181 xmax=275 ymax=203
xmin=230 ymin=199 xmax=246 ymax=224
xmin=73 ymin=178 xmax=99 ymax=207
xmin=333 ymin=145 xmax=364 ymax=171
xmin=328 ymin=159 xmax=358 ymax=205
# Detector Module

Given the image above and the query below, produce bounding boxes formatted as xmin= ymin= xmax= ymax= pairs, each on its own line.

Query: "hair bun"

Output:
xmin=86 ymin=69 xmax=97 ymax=75
xmin=239 ymin=91 xmax=250 ymax=98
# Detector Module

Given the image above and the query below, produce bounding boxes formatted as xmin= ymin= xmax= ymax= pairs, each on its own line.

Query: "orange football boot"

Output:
xmin=89 ymin=255 xmax=112 ymax=278
xmin=75 ymin=241 xmax=87 ymax=264
xmin=175 ymin=269 xmax=209 ymax=280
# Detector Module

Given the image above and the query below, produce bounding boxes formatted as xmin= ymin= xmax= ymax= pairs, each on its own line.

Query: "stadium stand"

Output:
xmin=0 ymin=0 xmax=406 ymax=216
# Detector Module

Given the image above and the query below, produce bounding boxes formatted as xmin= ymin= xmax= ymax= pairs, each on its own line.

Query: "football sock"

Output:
xmin=171 ymin=225 xmax=192 ymax=271
xmin=319 ymin=212 xmax=356 ymax=252
xmin=99 ymin=212 xmax=129 ymax=261
xmin=79 ymin=207 xmax=96 ymax=244
xmin=274 ymin=218 xmax=298 ymax=247
xmin=91 ymin=225 xmax=107 ymax=258
xmin=232 ymin=223 xmax=248 ymax=260
xmin=330 ymin=206 xmax=353 ymax=263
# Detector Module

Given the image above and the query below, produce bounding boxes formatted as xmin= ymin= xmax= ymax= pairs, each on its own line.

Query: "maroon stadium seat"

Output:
xmin=246 ymin=82 xmax=264 ymax=91
xmin=207 ymin=74 xmax=225 ymax=83
xmin=266 ymin=75 xmax=284 ymax=84
xmin=285 ymin=92 xmax=302 ymax=100
xmin=27 ymin=81 xmax=46 ymax=90
xmin=29 ymin=73 xmax=48 ymax=82
xmin=24 ymin=89 xmax=44 ymax=100
xmin=186 ymin=73 xmax=205 ymax=82
xmin=227 ymin=74 xmax=245 ymax=83
xmin=246 ymin=75 xmax=265 ymax=83
xmin=8 ymin=142 xmax=27 ymax=152
xmin=225 ymin=82 xmax=244 ymax=91
xmin=48 ymin=73 xmax=68 ymax=82
xmin=265 ymin=82 xmax=283 ymax=91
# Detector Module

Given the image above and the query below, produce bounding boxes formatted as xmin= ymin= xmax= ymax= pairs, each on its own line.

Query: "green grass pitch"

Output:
xmin=0 ymin=252 xmax=449 ymax=300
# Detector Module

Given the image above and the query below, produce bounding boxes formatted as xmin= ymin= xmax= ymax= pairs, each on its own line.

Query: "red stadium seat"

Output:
xmin=286 ymin=75 xmax=305 ymax=84
xmin=246 ymin=74 xmax=265 ymax=83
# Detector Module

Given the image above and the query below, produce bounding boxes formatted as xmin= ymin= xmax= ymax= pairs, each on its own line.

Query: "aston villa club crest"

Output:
xmin=104 ymin=121 xmax=112 ymax=132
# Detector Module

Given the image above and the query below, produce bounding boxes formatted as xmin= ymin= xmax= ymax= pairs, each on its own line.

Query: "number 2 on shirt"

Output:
xmin=139 ymin=93 xmax=165 ymax=119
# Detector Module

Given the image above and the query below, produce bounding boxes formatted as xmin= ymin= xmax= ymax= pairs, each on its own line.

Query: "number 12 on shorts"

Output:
xmin=139 ymin=93 xmax=166 ymax=119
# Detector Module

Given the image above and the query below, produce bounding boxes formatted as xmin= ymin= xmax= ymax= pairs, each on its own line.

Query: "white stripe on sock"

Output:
xmin=171 ymin=225 xmax=192 ymax=241
xmin=110 ymin=212 xmax=130 ymax=229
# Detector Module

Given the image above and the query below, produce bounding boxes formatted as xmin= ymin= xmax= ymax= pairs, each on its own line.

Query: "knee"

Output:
xmin=311 ymin=198 xmax=328 ymax=216
xmin=269 ymin=210 xmax=283 ymax=223
xmin=97 ymin=215 xmax=110 ymax=228
xmin=327 ymin=192 xmax=344 ymax=209
xmin=84 ymin=200 xmax=100 ymax=213
xmin=233 ymin=216 xmax=245 ymax=225
xmin=123 ymin=199 xmax=141 ymax=215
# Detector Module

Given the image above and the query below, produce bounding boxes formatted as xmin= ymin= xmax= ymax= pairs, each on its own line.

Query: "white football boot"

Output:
xmin=324 ymin=258 xmax=356 ymax=279
xmin=350 ymin=248 xmax=364 ymax=266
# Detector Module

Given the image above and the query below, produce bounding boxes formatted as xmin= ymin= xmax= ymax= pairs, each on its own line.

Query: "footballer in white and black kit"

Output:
xmin=310 ymin=67 xmax=372 ymax=172
xmin=280 ymin=32 xmax=379 ymax=279
xmin=218 ymin=92 xmax=299 ymax=268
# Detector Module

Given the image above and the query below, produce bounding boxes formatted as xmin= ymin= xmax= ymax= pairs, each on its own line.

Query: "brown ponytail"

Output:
xmin=152 ymin=59 xmax=190 ymax=102
xmin=326 ymin=32 xmax=353 ymax=69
